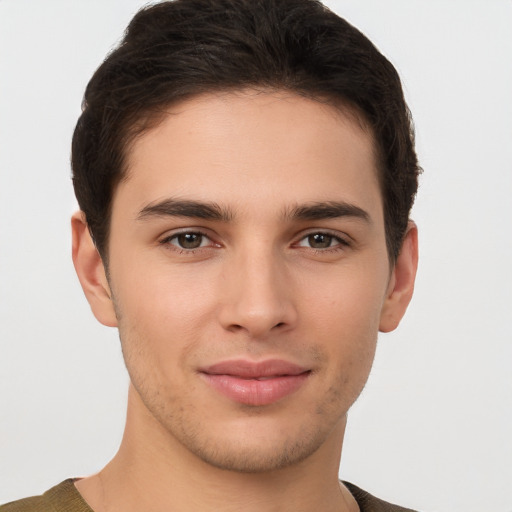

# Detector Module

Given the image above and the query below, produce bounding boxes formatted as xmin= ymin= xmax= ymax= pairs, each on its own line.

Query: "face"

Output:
xmin=87 ymin=90 xmax=401 ymax=472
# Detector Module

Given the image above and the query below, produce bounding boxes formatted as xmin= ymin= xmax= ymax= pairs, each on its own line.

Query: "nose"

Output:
xmin=217 ymin=248 xmax=298 ymax=339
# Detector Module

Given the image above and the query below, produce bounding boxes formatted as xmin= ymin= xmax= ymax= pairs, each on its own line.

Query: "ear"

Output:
xmin=379 ymin=221 xmax=419 ymax=333
xmin=71 ymin=211 xmax=118 ymax=327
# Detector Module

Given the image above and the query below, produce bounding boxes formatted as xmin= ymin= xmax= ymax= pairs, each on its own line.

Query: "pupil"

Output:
xmin=178 ymin=233 xmax=202 ymax=249
xmin=309 ymin=233 xmax=331 ymax=248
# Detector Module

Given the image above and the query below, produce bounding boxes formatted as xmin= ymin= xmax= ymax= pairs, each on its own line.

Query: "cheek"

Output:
xmin=304 ymin=264 xmax=387 ymax=334
xmin=301 ymin=264 xmax=386 ymax=377
xmin=114 ymin=259 xmax=216 ymax=325
xmin=111 ymin=265 xmax=218 ymax=380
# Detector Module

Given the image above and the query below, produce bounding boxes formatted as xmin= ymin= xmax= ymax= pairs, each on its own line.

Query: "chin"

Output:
xmin=159 ymin=408 xmax=344 ymax=474
xmin=184 ymin=428 xmax=326 ymax=473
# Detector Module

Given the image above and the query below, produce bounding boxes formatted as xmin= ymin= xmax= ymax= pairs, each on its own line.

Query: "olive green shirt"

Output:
xmin=1 ymin=479 xmax=417 ymax=512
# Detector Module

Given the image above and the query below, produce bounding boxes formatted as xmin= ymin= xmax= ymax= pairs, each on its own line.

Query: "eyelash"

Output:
xmin=159 ymin=230 xmax=351 ymax=254
xmin=160 ymin=230 xmax=215 ymax=254
xmin=295 ymin=231 xmax=351 ymax=253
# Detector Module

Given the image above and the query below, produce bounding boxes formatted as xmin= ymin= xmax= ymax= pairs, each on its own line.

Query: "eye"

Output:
xmin=296 ymin=232 xmax=347 ymax=250
xmin=165 ymin=231 xmax=211 ymax=250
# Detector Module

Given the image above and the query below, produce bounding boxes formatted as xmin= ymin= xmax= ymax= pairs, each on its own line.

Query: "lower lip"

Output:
xmin=201 ymin=373 xmax=310 ymax=406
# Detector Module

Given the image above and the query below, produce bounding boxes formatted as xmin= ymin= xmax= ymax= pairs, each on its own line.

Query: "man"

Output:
xmin=1 ymin=0 xmax=420 ymax=510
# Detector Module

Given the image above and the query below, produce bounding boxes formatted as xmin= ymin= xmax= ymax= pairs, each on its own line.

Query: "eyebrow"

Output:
xmin=137 ymin=198 xmax=370 ymax=224
xmin=286 ymin=201 xmax=371 ymax=223
xmin=137 ymin=199 xmax=233 ymax=222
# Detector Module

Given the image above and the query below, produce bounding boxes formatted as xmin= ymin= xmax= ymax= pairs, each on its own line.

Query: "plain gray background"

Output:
xmin=1 ymin=1 xmax=511 ymax=511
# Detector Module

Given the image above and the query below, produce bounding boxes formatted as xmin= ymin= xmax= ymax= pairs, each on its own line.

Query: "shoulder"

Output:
xmin=0 ymin=480 xmax=93 ymax=512
xmin=344 ymin=481 xmax=419 ymax=512
xmin=0 ymin=496 xmax=42 ymax=512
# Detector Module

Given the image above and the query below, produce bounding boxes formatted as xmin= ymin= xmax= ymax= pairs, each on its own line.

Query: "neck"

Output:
xmin=76 ymin=385 xmax=357 ymax=512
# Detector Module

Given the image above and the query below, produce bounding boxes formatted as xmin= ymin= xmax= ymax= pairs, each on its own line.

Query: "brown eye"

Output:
xmin=296 ymin=232 xmax=348 ymax=251
xmin=172 ymin=232 xmax=205 ymax=249
xmin=307 ymin=233 xmax=333 ymax=248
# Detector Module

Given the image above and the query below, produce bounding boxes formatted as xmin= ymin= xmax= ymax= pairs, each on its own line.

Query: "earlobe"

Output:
xmin=71 ymin=211 xmax=118 ymax=327
xmin=379 ymin=221 xmax=419 ymax=333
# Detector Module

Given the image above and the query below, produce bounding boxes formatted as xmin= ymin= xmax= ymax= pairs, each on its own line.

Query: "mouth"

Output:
xmin=199 ymin=359 xmax=311 ymax=406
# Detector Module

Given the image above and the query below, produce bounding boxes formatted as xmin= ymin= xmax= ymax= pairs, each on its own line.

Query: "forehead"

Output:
xmin=115 ymin=89 xmax=382 ymax=222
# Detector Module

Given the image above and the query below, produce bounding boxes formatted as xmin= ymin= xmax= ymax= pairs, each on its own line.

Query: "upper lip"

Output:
xmin=200 ymin=359 xmax=310 ymax=379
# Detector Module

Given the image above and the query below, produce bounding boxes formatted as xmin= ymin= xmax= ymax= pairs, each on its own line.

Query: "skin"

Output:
xmin=72 ymin=89 xmax=418 ymax=512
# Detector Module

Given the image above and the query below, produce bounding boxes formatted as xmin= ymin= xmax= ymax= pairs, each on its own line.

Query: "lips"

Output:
xmin=199 ymin=359 xmax=311 ymax=406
